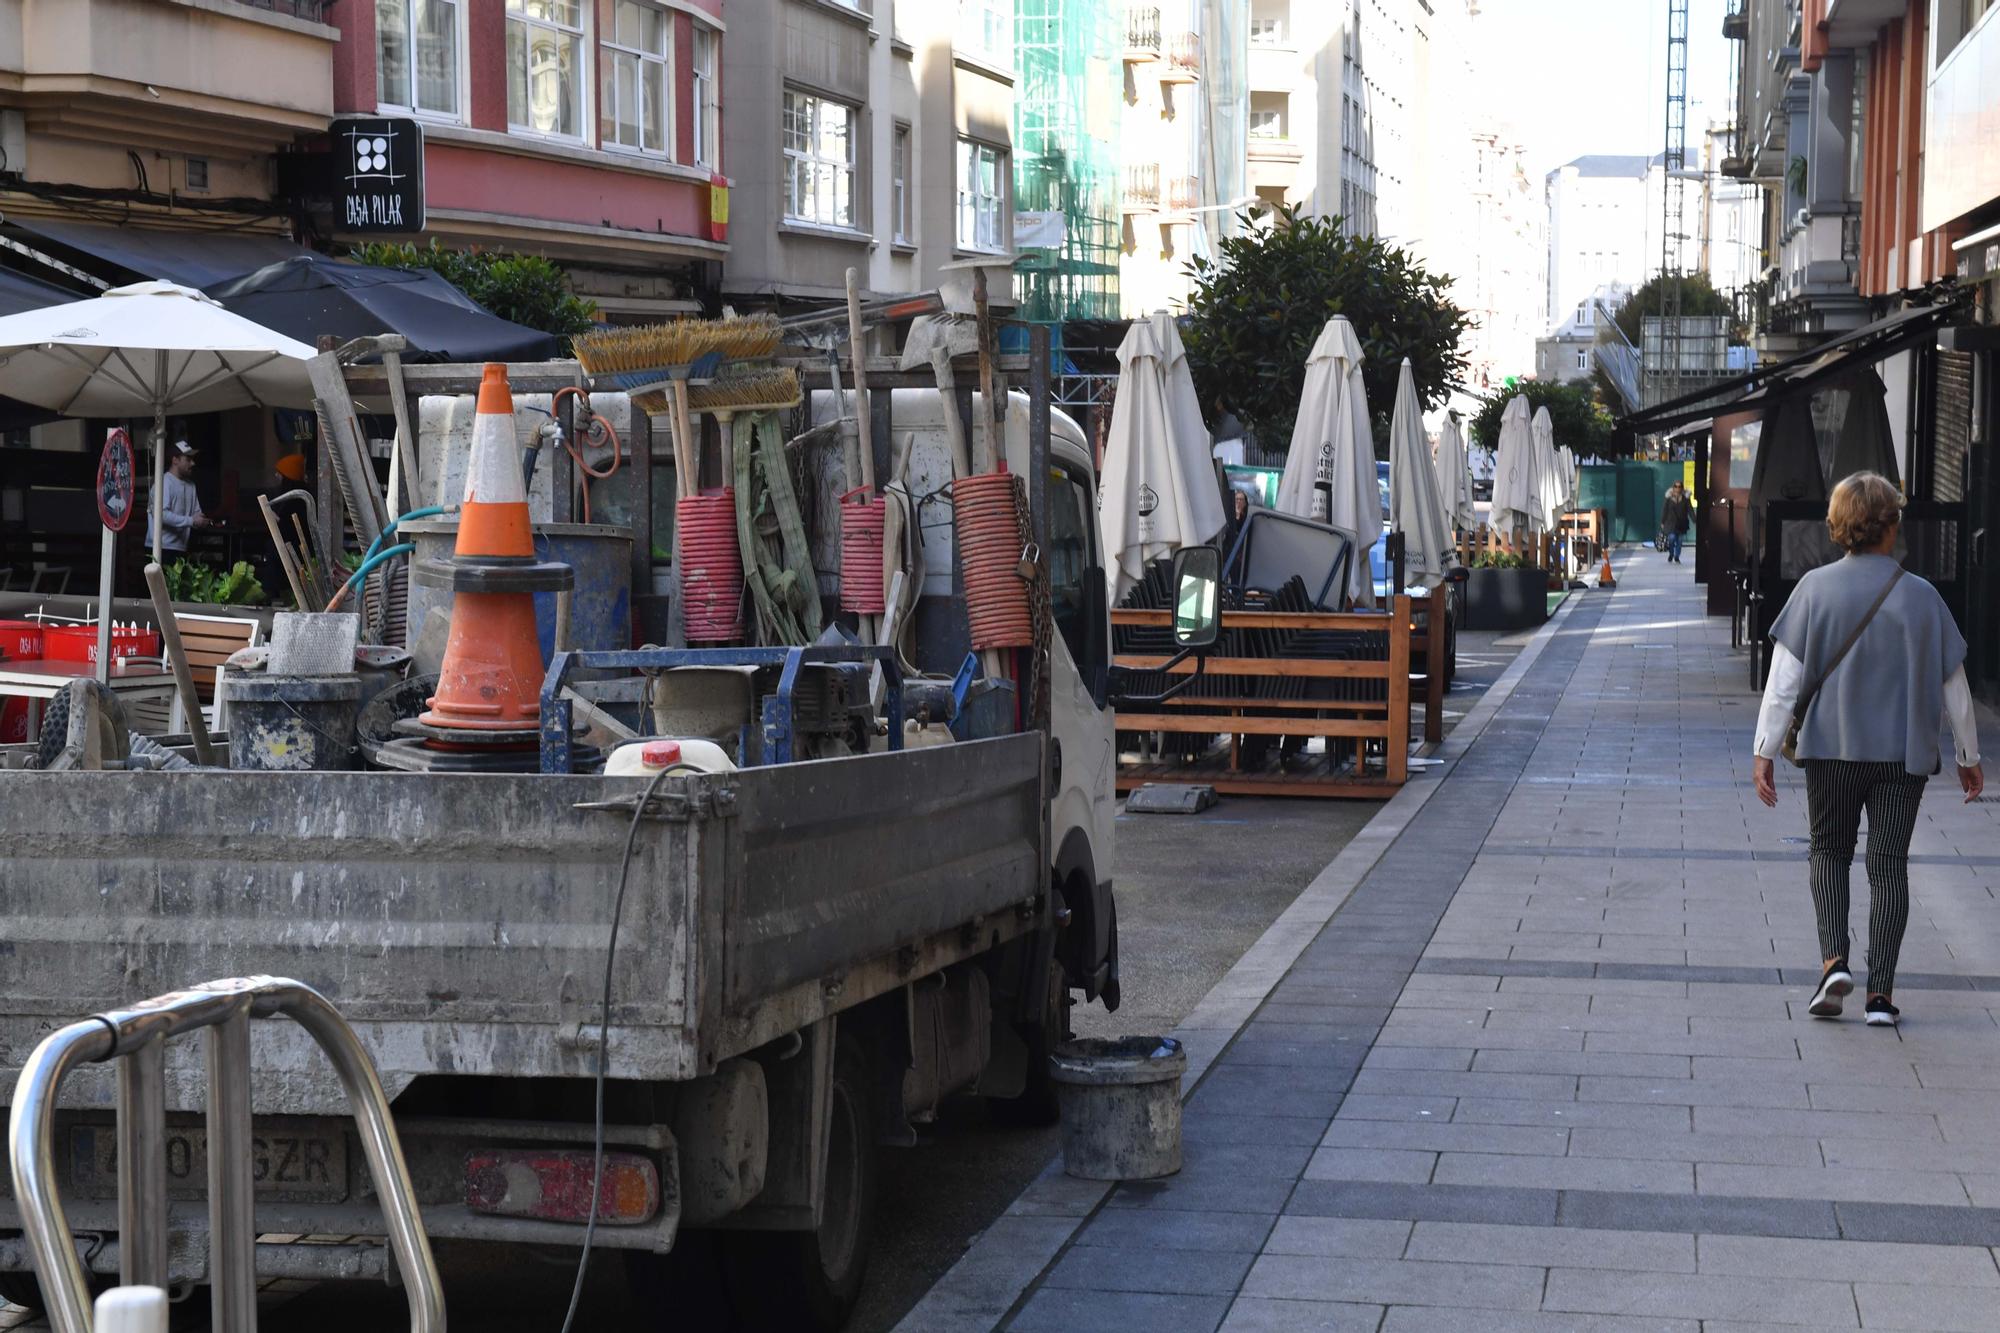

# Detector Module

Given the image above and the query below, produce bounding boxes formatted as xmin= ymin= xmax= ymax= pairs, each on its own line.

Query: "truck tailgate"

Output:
xmin=0 ymin=734 xmax=1043 ymax=1114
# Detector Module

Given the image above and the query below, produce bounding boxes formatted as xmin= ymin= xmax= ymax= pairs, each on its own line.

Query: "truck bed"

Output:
xmin=0 ymin=734 xmax=1045 ymax=1115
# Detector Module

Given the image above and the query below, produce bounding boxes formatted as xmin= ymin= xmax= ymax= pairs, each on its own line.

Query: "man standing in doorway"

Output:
xmin=150 ymin=439 xmax=211 ymax=558
xmin=1661 ymin=480 xmax=1692 ymax=564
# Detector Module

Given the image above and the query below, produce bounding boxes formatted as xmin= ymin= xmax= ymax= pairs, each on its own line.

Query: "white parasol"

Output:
xmin=1098 ymin=311 xmax=1227 ymax=602
xmin=1275 ymin=316 xmax=1376 ymax=606
xmin=1387 ymin=359 xmax=1454 ymax=588
xmin=1531 ymin=406 xmax=1564 ymax=531
xmin=1488 ymin=394 xmax=1539 ymax=537
xmin=0 ymin=281 xmax=316 ymax=563
xmin=1435 ymin=411 xmax=1478 ymax=532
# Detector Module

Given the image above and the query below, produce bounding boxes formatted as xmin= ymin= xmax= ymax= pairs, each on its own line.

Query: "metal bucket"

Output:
xmin=402 ymin=520 xmax=634 ymax=672
xmin=226 ymin=673 xmax=363 ymax=772
xmin=1048 ymin=1036 xmax=1186 ymax=1181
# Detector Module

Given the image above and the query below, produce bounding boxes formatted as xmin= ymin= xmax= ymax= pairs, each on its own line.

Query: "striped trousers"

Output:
xmin=1803 ymin=760 xmax=1928 ymax=996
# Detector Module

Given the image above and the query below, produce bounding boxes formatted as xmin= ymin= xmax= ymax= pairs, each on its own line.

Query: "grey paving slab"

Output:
xmin=1240 ymin=1254 xmax=1547 ymax=1309
xmin=1039 ymin=1244 xmax=1259 ymax=1296
xmin=1075 ymin=1208 xmax=1279 ymax=1254
xmin=1259 ymin=1215 xmax=1414 ymax=1259
xmin=1404 ymin=1220 xmax=1696 ymax=1273
xmin=1302 ymin=1147 xmax=1438 ymax=1183
xmin=1003 ymin=1287 xmax=1232 ymax=1333
xmin=1833 ymin=1201 xmax=2000 ymax=1246
xmin=1850 ymin=1284 xmax=2000 ymax=1333
xmin=1555 ymin=1189 xmax=1841 ymax=1239
xmin=1379 ymin=1313 xmax=1698 ymax=1333
xmin=1321 ymin=1118 xmax=1569 ymax=1157
xmin=1216 ymin=1298 xmax=1386 ymax=1333
xmin=1541 ymin=1270 xmax=1859 ymax=1326
xmin=1694 ymin=1233 xmax=2000 ymax=1284
xmin=1286 ymin=1179 xmax=1560 ymax=1227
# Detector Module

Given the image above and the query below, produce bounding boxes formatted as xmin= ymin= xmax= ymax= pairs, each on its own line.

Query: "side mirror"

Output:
xmin=1171 ymin=546 xmax=1221 ymax=650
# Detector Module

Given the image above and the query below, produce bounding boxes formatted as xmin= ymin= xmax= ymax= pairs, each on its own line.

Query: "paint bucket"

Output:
xmin=1048 ymin=1036 xmax=1186 ymax=1181
xmin=225 ymin=672 xmax=363 ymax=772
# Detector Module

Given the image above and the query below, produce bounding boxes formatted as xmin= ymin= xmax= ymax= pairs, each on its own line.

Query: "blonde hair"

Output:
xmin=1826 ymin=471 xmax=1903 ymax=553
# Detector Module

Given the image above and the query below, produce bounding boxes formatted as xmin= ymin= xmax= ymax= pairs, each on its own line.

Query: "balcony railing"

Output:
xmin=1123 ymin=164 xmax=1161 ymax=212
xmin=1163 ymin=32 xmax=1201 ymax=81
xmin=1125 ymin=7 xmax=1162 ymax=61
xmin=1166 ymin=175 xmax=1201 ymax=213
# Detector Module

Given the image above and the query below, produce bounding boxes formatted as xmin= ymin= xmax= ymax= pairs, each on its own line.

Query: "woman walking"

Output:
xmin=1752 ymin=472 xmax=1984 ymax=1026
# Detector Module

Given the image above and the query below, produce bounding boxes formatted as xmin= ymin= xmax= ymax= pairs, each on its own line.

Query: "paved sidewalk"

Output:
xmin=996 ymin=550 xmax=2000 ymax=1332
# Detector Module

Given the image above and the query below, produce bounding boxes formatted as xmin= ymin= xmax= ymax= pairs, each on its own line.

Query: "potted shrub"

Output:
xmin=1462 ymin=552 xmax=1548 ymax=631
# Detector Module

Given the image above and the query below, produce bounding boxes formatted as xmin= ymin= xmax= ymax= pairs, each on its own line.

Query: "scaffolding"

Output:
xmin=1013 ymin=0 xmax=1123 ymax=350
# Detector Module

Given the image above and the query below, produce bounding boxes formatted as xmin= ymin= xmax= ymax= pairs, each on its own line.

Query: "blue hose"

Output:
xmin=341 ymin=542 xmax=415 ymax=598
xmin=360 ymin=505 xmax=449 ymax=568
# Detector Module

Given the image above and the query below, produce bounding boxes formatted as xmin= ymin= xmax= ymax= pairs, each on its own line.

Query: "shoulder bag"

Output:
xmin=1781 ymin=567 xmax=1904 ymax=767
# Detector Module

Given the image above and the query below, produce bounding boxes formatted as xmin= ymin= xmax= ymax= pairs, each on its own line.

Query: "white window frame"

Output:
xmin=1249 ymin=108 xmax=1283 ymax=139
xmin=506 ymin=0 xmax=591 ymax=145
xmin=376 ymin=0 xmax=466 ymax=123
xmin=956 ymin=0 xmax=1014 ymax=71
xmin=1249 ymin=16 xmax=1284 ymax=45
xmin=1574 ymin=348 xmax=1588 ymax=372
xmin=955 ymin=138 xmax=1007 ymax=254
xmin=892 ymin=121 xmax=913 ymax=245
xmin=690 ymin=24 xmax=720 ymax=169
xmin=603 ymin=0 xmax=673 ymax=158
xmin=783 ymin=89 xmax=860 ymax=230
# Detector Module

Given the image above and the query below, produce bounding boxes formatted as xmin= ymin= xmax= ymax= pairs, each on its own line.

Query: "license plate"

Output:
xmin=69 ymin=1122 xmax=349 ymax=1203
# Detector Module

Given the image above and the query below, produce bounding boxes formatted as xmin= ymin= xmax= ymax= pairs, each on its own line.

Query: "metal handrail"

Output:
xmin=7 ymin=975 xmax=445 ymax=1333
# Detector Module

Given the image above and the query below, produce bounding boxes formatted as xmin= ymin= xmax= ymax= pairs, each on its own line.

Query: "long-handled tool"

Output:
xmin=143 ymin=561 xmax=215 ymax=766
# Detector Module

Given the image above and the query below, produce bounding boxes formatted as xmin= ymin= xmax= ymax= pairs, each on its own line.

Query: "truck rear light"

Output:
xmin=463 ymin=1149 xmax=659 ymax=1225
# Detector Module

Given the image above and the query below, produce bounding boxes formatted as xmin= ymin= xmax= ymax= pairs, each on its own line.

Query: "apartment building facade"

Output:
xmin=1459 ymin=127 xmax=1544 ymax=394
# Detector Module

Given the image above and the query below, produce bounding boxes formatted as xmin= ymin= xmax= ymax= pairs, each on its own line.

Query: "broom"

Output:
xmin=688 ymin=367 xmax=803 ymax=479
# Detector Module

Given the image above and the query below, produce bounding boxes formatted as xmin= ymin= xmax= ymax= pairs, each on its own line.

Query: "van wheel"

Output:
xmin=987 ymin=936 xmax=1071 ymax=1128
xmin=719 ymin=1041 xmax=875 ymax=1332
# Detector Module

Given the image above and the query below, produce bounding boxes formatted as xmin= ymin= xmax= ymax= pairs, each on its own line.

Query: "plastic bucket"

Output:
xmin=1048 ymin=1036 xmax=1186 ymax=1181
xmin=225 ymin=672 xmax=364 ymax=772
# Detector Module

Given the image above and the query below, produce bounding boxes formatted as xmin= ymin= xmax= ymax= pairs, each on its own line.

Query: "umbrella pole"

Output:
xmin=151 ymin=396 xmax=166 ymax=567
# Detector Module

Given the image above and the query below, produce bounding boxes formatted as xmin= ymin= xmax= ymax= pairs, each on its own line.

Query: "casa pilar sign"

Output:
xmin=336 ymin=117 xmax=424 ymax=233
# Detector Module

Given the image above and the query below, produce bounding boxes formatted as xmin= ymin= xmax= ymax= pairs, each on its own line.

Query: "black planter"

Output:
xmin=1463 ymin=567 xmax=1549 ymax=632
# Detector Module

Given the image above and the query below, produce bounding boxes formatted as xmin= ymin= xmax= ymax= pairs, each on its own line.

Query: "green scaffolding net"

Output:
xmin=1012 ymin=0 xmax=1122 ymax=340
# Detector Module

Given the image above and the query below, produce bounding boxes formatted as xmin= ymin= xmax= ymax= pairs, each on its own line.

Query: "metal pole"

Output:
xmin=116 ymin=1038 xmax=170 ymax=1289
xmin=95 ymin=524 xmax=115 ymax=686
xmin=150 ymin=388 xmax=166 ymax=568
xmin=205 ymin=1009 xmax=258 ymax=1333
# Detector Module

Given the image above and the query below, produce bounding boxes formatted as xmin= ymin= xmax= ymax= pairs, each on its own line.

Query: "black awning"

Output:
xmin=204 ymin=254 xmax=561 ymax=363
xmin=1619 ymin=296 xmax=1971 ymax=435
xmin=6 ymin=218 xmax=312 ymax=289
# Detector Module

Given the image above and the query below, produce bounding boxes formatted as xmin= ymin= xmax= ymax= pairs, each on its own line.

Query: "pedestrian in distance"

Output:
xmin=1660 ymin=480 xmax=1691 ymax=563
xmin=1751 ymin=472 xmax=1984 ymax=1027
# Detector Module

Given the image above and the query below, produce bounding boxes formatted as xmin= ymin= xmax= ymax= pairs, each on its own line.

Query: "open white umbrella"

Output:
xmin=1488 ymin=395 xmax=1538 ymax=538
xmin=0 ymin=281 xmax=317 ymax=564
xmin=1276 ymin=316 xmax=1376 ymax=606
xmin=1098 ymin=311 xmax=1227 ymax=602
xmin=1387 ymin=359 xmax=1454 ymax=589
xmin=1531 ymin=406 xmax=1564 ymax=532
xmin=1435 ymin=411 xmax=1477 ymax=532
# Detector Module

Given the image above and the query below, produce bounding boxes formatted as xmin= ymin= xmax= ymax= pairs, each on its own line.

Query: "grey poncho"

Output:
xmin=1769 ymin=553 xmax=1966 ymax=776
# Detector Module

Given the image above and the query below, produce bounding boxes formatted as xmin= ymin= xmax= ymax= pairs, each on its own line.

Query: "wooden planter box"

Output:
xmin=1462 ymin=567 xmax=1548 ymax=632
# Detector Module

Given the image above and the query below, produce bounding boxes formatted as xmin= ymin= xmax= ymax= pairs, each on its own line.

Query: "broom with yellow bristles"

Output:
xmin=575 ymin=314 xmax=787 ymax=501
xmin=687 ymin=367 xmax=802 ymax=481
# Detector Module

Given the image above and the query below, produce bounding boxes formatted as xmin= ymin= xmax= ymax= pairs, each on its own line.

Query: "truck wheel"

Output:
xmin=720 ymin=1040 xmax=875 ymax=1331
xmin=987 ymin=951 xmax=1070 ymax=1128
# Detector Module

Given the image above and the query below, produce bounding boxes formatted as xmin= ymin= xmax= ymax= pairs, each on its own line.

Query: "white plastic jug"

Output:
xmin=605 ymin=737 xmax=737 ymax=776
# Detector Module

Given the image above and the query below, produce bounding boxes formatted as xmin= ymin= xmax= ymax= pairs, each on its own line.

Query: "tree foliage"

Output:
xmin=350 ymin=240 xmax=599 ymax=347
xmin=1607 ymin=271 xmax=1739 ymax=350
xmin=1180 ymin=205 xmax=1473 ymax=450
xmin=1468 ymin=379 xmax=1618 ymax=460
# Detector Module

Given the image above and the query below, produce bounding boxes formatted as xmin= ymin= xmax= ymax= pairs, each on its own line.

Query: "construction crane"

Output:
xmin=1655 ymin=0 xmax=1690 ymax=405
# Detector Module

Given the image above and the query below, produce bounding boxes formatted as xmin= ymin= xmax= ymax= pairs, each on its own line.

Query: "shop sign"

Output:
xmin=335 ymin=117 xmax=425 ymax=232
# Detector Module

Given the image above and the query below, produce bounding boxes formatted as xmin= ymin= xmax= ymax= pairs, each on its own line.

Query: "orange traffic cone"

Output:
xmin=1598 ymin=552 xmax=1617 ymax=588
xmin=420 ymin=363 xmax=572 ymax=734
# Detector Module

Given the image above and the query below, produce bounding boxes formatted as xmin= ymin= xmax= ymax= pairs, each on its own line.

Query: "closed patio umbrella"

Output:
xmin=1098 ymin=311 xmax=1227 ymax=601
xmin=1388 ymin=359 xmax=1454 ymax=588
xmin=1488 ymin=395 xmax=1538 ymax=539
xmin=1276 ymin=316 xmax=1376 ymax=606
xmin=0 ymin=281 xmax=316 ymax=564
xmin=1531 ymin=406 xmax=1563 ymax=532
xmin=1435 ymin=411 xmax=1477 ymax=532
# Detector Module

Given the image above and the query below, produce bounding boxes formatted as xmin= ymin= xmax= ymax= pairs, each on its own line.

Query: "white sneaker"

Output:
xmin=1808 ymin=962 xmax=1854 ymax=1018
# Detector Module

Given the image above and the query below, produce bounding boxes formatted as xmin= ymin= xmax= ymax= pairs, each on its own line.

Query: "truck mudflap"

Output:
xmin=0 ymin=734 xmax=1046 ymax=1116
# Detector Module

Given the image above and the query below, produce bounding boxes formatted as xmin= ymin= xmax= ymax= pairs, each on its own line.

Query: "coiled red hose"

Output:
xmin=678 ymin=491 xmax=744 ymax=642
xmin=955 ymin=471 xmax=1032 ymax=650
xmin=840 ymin=487 xmax=888 ymax=614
